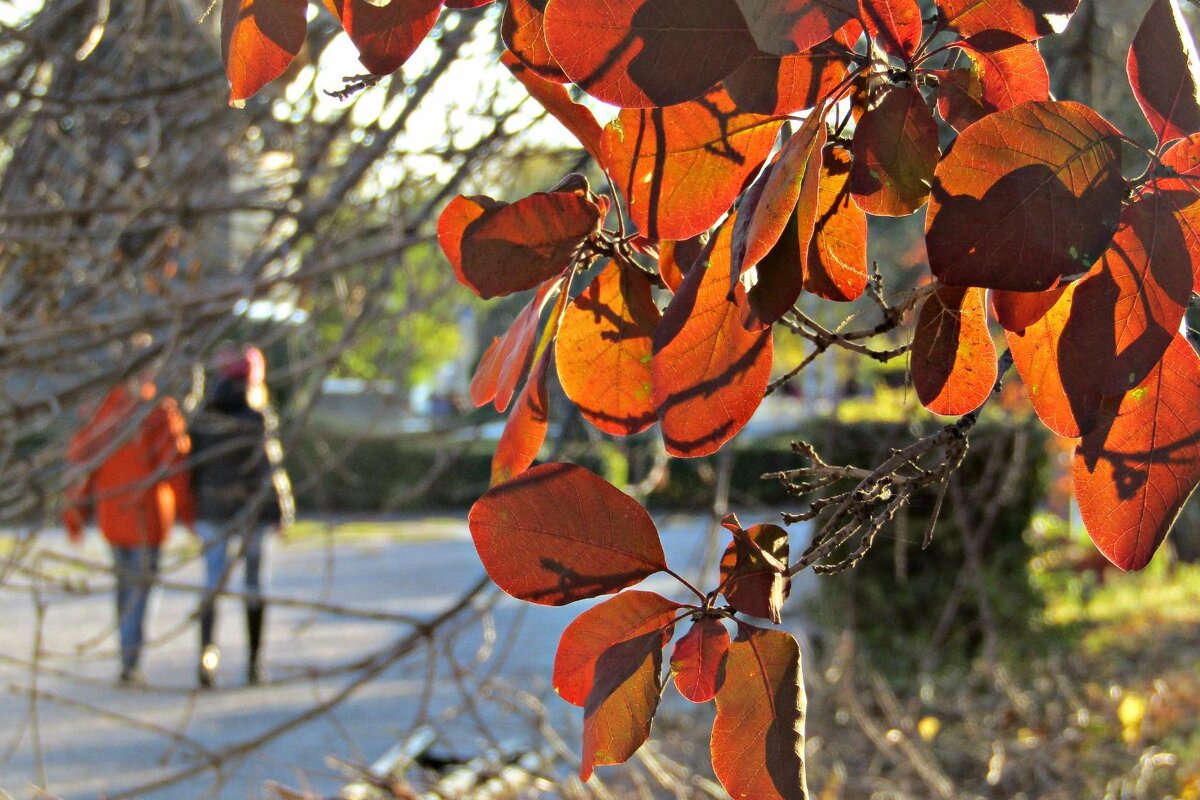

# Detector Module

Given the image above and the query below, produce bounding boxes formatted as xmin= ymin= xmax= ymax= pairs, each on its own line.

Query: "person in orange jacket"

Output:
xmin=63 ymin=379 xmax=196 ymax=685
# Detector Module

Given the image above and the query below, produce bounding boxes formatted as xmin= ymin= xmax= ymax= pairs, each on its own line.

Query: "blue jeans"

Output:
xmin=196 ymin=521 xmax=269 ymax=602
xmin=111 ymin=545 xmax=160 ymax=672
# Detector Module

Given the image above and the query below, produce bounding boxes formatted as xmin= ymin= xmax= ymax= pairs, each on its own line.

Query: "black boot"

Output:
xmin=198 ymin=602 xmax=219 ymax=689
xmin=245 ymin=601 xmax=265 ymax=685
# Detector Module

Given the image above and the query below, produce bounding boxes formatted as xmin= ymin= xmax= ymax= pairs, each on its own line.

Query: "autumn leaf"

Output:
xmin=711 ymin=625 xmax=809 ymax=800
xmin=671 ymin=616 xmax=731 ymax=703
xmin=601 ymin=86 xmax=783 ymax=241
xmin=723 ymin=44 xmax=852 ymax=116
xmin=860 ymin=0 xmax=923 ymax=60
xmin=990 ymin=287 xmax=1064 ymax=332
xmin=850 ymin=86 xmax=940 ymax=217
xmin=556 ymin=263 xmax=660 ymax=436
xmin=719 ymin=514 xmax=791 ymax=623
xmin=936 ymin=0 xmax=1078 ymax=40
xmin=468 ymin=278 xmax=559 ymax=412
xmin=324 ymin=0 xmax=442 ymax=76
xmin=469 ymin=462 xmax=667 ymax=605
xmin=491 ymin=347 xmax=552 ymax=485
xmin=1127 ymin=0 xmax=1200 ymax=145
xmin=543 ymin=0 xmax=757 ymax=108
xmin=653 ymin=216 xmax=774 ymax=457
xmin=501 ymin=52 xmax=605 ymax=163
xmin=936 ymin=31 xmax=1050 ymax=132
xmin=222 ymin=0 xmax=307 ymax=105
xmin=735 ymin=0 xmax=857 ymax=55
xmin=910 ymin=286 xmax=997 ymax=416
xmin=925 ymin=100 xmax=1126 ymax=292
xmin=1075 ymin=335 xmax=1200 ymax=570
xmin=437 ymin=191 xmax=601 ymax=299
xmin=502 ymin=0 xmax=568 ymax=83
xmin=805 ymin=146 xmax=868 ymax=302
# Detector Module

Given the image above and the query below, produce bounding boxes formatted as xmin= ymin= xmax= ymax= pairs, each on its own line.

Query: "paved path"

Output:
xmin=0 ymin=514 xmax=812 ymax=800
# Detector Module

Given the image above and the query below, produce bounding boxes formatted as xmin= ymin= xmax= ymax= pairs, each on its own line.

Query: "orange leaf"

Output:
xmin=324 ymin=0 xmax=442 ymax=76
xmin=468 ymin=462 xmax=667 ymax=605
xmin=543 ymin=0 xmax=757 ymax=108
xmin=805 ymin=146 xmax=868 ymax=302
xmin=911 ymin=286 xmax=997 ymax=416
xmin=554 ymin=590 xmax=681 ymax=706
xmin=601 ymin=86 xmax=784 ymax=241
xmin=1128 ymin=0 xmax=1200 ymax=145
xmin=735 ymin=0 xmax=857 ymax=56
xmin=723 ymin=45 xmax=852 ymax=116
xmin=659 ymin=236 xmax=706 ymax=292
xmin=850 ymin=86 xmax=940 ymax=217
xmin=1075 ymin=335 xmax=1200 ymax=570
xmin=491 ymin=349 xmax=552 ymax=485
xmin=437 ymin=191 xmax=600 ymax=299
xmin=501 ymin=52 xmax=604 ymax=163
xmin=653 ymin=217 xmax=774 ymax=457
xmin=860 ymin=0 xmax=923 ymax=60
xmin=557 ymin=264 xmax=660 ymax=436
xmin=719 ymin=515 xmax=790 ymax=623
xmin=502 ymin=0 xmax=568 ymax=83
xmin=711 ymin=625 xmax=809 ymax=800
xmin=671 ymin=617 xmax=731 ymax=703
xmin=990 ymin=286 xmax=1064 ymax=332
xmin=925 ymin=100 xmax=1125 ymax=291
xmin=936 ymin=0 xmax=1078 ymax=40
xmin=936 ymin=32 xmax=1051 ymax=132
xmin=469 ymin=279 xmax=559 ymax=411
xmin=221 ymin=0 xmax=307 ymax=104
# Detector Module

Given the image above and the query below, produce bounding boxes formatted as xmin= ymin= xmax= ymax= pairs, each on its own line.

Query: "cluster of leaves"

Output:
xmin=221 ymin=0 xmax=1200 ymax=796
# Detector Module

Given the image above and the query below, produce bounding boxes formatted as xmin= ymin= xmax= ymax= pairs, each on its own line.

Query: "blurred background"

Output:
xmin=1 ymin=0 xmax=1199 ymax=798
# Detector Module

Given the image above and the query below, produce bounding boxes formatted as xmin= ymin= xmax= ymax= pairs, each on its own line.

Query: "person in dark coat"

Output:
xmin=190 ymin=345 xmax=292 ymax=687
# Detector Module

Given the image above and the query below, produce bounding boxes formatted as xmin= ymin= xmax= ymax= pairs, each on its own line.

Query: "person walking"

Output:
xmin=63 ymin=379 xmax=196 ymax=685
xmin=190 ymin=345 xmax=292 ymax=688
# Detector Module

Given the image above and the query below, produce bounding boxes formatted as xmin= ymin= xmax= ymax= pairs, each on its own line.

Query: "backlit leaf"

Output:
xmin=860 ymin=0 xmax=923 ymax=60
xmin=990 ymin=287 xmax=1064 ymax=331
xmin=502 ymin=0 xmax=568 ymax=83
xmin=850 ymin=86 xmax=940 ymax=216
xmin=711 ymin=625 xmax=809 ymax=800
xmin=221 ymin=0 xmax=307 ymax=104
xmin=653 ymin=217 xmax=774 ymax=457
xmin=543 ymin=0 xmax=757 ymax=108
xmin=324 ymin=0 xmax=442 ymax=76
xmin=491 ymin=348 xmax=552 ymax=484
xmin=444 ymin=0 xmax=493 ymax=7
xmin=719 ymin=515 xmax=790 ymax=623
xmin=925 ymin=100 xmax=1125 ymax=291
xmin=469 ymin=279 xmax=559 ymax=411
xmin=671 ymin=617 xmax=731 ymax=703
xmin=437 ymin=191 xmax=601 ymax=299
xmin=468 ymin=462 xmax=667 ymax=605
xmin=911 ymin=286 xmax=997 ymax=416
xmin=805 ymin=146 xmax=869 ymax=302
xmin=735 ymin=0 xmax=858 ymax=55
xmin=659 ymin=237 xmax=706 ymax=292
xmin=1075 ymin=335 xmax=1200 ymax=570
xmin=555 ymin=590 xmax=682 ymax=706
xmin=501 ymin=52 xmax=605 ymax=163
xmin=601 ymin=87 xmax=784 ymax=241
xmin=556 ymin=263 xmax=660 ymax=436
xmin=936 ymin=0 xmax=1078 ymax=40
xmin=936 ymin=32 xmax=1050 ymax=132
xmin=723 ymin=45 xmax=852 ymax=116
xmin=1128 ymin=0 xmax=1200 ymax=145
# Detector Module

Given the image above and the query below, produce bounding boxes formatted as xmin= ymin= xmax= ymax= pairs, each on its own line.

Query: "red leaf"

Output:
xmin=911 ymin=286 xmax=997 ymax=416
xmin=324 ymin=0 xmax=442 ymax=76
xmin=860 ymin=0 xmax=923 ymax=60
xmin=990 ymin=286 xmax=1064 ymax=331
xmin=805 ymin=146 xmax=869 ymax=302
xmin=1075 ymin=335 xmax=1200 ymax=570
xmin=554 ymin=590 xmax=682 ymax=706
xmin=468 ymin=462 xmax=668 ymax=605
xmin=221 ymin=0 xmax=307 ymax=104
xmin=491 ymin=348 xmax=552 ymax=484
xmin=936 ymin=0 xmax=1078 ymax=40
xmin=1128 ymin=0 xmax=1200 ymax=145
xmin=601 ymin=87 xmax=784 ymax=241
xmin=936 ymin=32 xmax=1050 ymax=132
xmin=711 ymin=625 xmax=809 ymax=800
xmin=502 ymin=0 xmax=568 ymax=83
xmin=925 ymin=100 xmax=1126 ymax=292
xmin=501 ymin=52 xmax=605 ymax=163
xmin=556 ymin=264 xmax=660 ymax=436
xmin=739 ymin=113 xmax=828 ymax=277
xmin=850 ymin=86 xmax=940 ymax=217
xmin=470 ymin=279 xmax=559 ymax=411
xmin=659 ymin=236 xmax=706 ymax=292
xmin=444 ymin=0 xmax=492 ymax=7
xmin=723 ymin=45 xmax=852 ymax=116
xmin=437 ymin=191 xmax=601 ymax=299
xmin=719 ymin=515 xmax=790 ymax=623
xmin=735 ymin=0 xmax=858 ymax=56
xmin=653 ymin=217 xmax=774 ymax=457
xmin=543 ymin=0 xmax=757 ymax=108
xmin=671 ymin=617 xmax=731 ymax=703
